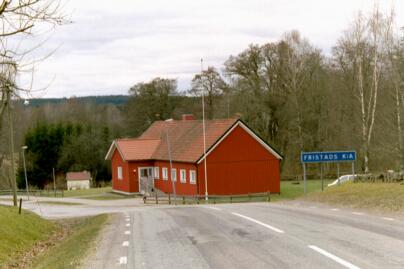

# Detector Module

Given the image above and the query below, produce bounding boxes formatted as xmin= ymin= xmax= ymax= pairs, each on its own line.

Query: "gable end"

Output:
xmin=105 ymin=141 xmax=126 ymax=161
xmin=196 ymin=120 xmax=282 ymax=164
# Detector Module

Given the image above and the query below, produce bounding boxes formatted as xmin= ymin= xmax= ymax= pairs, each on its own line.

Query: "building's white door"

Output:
xmin=139 ymin=167 xmax=154 ymax=195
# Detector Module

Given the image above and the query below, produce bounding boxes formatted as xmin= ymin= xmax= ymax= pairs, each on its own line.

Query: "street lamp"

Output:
xmin=21 ymin=146 xmax=29 ymax=200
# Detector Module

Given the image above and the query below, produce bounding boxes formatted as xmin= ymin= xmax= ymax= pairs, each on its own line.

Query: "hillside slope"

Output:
xmin=0 ymin=205 xmax=55 ymax=268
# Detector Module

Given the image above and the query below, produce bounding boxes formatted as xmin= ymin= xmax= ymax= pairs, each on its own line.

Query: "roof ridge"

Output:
xmin=116 ymin=138 xmax=160 ymax=141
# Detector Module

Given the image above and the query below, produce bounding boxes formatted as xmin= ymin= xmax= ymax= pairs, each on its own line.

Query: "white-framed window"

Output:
xmin=117 ymin=166 xmax=123 ymax=180
xmin=171 ymin=168 xmax=177 ymax=182
xmin=162 ymin=167 xmax=168 ymax=180
xmin=189 ymin=170 xmax=196 ymax=184
xmin=180 ymin=169 xmax=186 ymax=183
xmin=154 ymin=167 xmax=160 ymax=179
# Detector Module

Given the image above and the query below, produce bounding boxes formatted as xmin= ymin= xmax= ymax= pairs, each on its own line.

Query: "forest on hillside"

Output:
xmin=0 ymin=8 xmax=403 ymax=188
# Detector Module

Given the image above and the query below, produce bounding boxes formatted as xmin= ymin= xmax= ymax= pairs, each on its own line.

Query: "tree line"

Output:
xmin=126 ymin=8 xmax=403 ymax=177
xmin=1 ymin=6 xmax=403 ymax=189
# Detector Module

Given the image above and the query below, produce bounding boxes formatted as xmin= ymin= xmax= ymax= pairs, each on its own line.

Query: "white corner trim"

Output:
xmin=197 ymin=121 xmax=282 ymax=164
xmin=105 ymin=141 xmax=116 ymax=160
xmin=238 ymin=122 xmax=283 ymax=160
xmin=105 ymin=141 xmax=126 ymax=161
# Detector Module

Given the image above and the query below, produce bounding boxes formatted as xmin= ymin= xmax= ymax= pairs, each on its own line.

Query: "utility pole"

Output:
xmin=6 ymin=87 xmax=17 ymax=206
xmin=53 ymin=168 xmax=56 ymax=196
xmin=165 ymin=120 xmax=176 ymax=204
xmin=201 ymin=59 xmax=209 ymax=202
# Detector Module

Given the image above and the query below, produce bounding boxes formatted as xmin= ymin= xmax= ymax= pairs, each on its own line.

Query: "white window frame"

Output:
xmin=189 ymin=170 xmax=196 ymax=184
xmin=171 ymin=168 xmax=177 ymax=182
xmin=154 ymin=167 xmax=160 ymax=179
xmin=162 ymin=167 xmax=168 ymax=180
xmin=180 ymin=169 xmax=186 ymax=183
xmin=117 ymin=166 xmax=123 ymax=180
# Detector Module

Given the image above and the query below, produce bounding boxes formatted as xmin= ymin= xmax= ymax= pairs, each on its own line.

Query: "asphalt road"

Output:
xmin=83 ymin=202 xmax=404 ymax=269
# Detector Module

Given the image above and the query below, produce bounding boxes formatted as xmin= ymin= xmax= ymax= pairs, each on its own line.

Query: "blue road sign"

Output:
xmin=301 ymin=151 xmax=356 ymax=163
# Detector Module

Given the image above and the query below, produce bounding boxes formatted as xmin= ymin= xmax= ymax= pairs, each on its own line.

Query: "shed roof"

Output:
xmin=66 ymin=171 xmax=91 ymax=181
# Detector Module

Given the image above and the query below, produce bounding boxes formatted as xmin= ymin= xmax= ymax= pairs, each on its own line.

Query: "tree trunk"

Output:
xmin=395 ymin=83 xmax=403 ymax=172
xmin=357 ymin=58 xmax=370 ymax=173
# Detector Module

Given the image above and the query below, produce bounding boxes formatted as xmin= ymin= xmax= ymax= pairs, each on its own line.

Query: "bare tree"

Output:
xmin=385 ymin=24 xmax=404 ymax=172
xmin=335 ymin=6 xmax=394 ymax=174
xmin=0 ymin=0 xmax=66 ymax=123
xmin=0 ymin=0 xmax=66 ymax=205
xmin=191 ymin=66 xmax=227 ymax=119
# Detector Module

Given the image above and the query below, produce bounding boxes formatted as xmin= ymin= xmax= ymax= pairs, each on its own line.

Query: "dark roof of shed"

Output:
xmin=66 ymin=171 xmax=91 ymax=181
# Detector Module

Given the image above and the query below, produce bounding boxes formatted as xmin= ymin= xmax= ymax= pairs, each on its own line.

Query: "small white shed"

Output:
xmin=66 ymin=171 xmax=91 ymax=190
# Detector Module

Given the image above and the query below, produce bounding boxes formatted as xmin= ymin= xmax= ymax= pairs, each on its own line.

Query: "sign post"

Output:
xmin=320 ymin=163 xmax=323 ymax=191
xmin=301 ymin=151 xmax=356 ymax=195
xmin=302 ymin=163 xmax=307 ymax=195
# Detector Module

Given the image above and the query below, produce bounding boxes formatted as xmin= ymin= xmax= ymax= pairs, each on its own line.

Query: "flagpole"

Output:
xmin=201 ymin=59 xmax=209 ymax=202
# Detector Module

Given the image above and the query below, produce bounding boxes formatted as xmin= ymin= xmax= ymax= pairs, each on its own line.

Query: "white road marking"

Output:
xmin=231 ymin=212 xmax=284 ymax=234
xmin=309 ymin=206 xmax=317 ymax=209
xmin=331 ymin=208 xmax=340 ymax=211
xmin=119 ymin=256 xmax=127 ymax=264
xmin=352 ymin=212 xmax=364 ymax=216
xmin=125 ymin=218 xmax=130 ymax=222
xmin=382 ymin=217 xmax=394 ymax=221
xmin=126 ymin=223 xmax=130 ymax=227
xmin=122 ymin=241 xmax=129 ymax=247
xmin=124 ymin=231 xmax=131 ymax=235
xmin=308 ymin=245 xmax=361 ymax=269
xmin=207 ymin=206 xmax=222 ymax=211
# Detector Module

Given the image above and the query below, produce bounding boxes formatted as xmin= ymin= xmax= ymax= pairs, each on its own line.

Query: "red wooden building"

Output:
xmin=105 ymin=116 xmax=282 ymax=196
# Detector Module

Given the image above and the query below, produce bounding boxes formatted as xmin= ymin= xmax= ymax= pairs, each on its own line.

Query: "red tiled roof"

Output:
xmin=140 ymin=118 xmax=238 ymax=162
xmin=66 ymin=171 xmax=91 ymax=181
xmin=114 ymin=139 xmax=160 ymax=161
xmin=106 ymin=118 xmax=239 ymax=163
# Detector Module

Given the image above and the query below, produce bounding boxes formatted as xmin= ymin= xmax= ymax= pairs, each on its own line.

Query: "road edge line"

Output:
xmin=231 ymin=212 xmax=284 ymax=234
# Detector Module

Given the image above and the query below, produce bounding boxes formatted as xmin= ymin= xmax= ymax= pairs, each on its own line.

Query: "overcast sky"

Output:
xmin=17 ymin=0 xmax=404 ymax=98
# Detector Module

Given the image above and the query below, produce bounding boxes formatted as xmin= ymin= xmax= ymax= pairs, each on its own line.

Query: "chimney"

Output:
xmin=182 ymin=114 xmax=195 ymax=121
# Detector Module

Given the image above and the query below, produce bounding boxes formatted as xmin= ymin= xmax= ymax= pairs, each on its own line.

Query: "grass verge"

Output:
xmin=0 ymin=205 xmax=55 ymax=268
xmin=306 ymin=182 xmax=404 ymax=213
xmin=81 ymin=193 xmax=138 ymax=200
xmin=38 ymin=201 xmax=83 ymax=206
xmin=31 ymin=214 xmax=108 ymax=269
xmin=62 ymin=187 xmax=112 ymax=198
xmin=272 ymin=179 xmax=333 ymax=201
xmin=0 ymin=204 xmax=108 ymax=269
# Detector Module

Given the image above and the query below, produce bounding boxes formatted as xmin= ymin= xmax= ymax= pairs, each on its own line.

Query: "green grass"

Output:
xmin=63 ymin=187 xmax=112 ymax=197
xmin=31 ymin=214 xmax=108 ymax=269
xmin=272 ymin=179 xmax=333 ymax=201
xmin=81 ymin=193 xmax=138 ymax=200
xmin=0 ymin=205 xmax=55 ymax=268
xmin=307 ymin=182 xmax=404 ymax=212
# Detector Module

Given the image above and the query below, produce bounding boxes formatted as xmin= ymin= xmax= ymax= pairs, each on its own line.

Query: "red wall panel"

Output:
xmin=198 ymin=125 xmax=280 ymax=195
xmin=111 ymin=150 xmax=130 ymax=193
xmin=153 ymin=161 xmax=198 ymax=195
